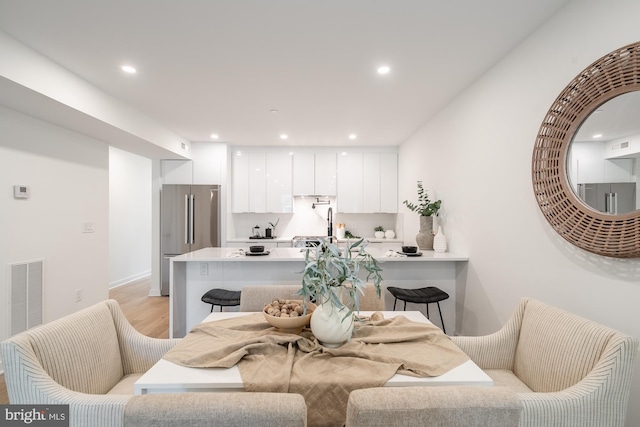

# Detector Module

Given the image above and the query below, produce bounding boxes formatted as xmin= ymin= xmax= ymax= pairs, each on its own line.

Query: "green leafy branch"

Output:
xmin=403 ymin=180 xmax=441 ymax=217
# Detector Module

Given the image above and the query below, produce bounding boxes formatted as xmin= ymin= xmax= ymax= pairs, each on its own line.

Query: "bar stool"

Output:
xmin=201 ymin=288 xmax=241 ymax=312
xmin=386 ymin=286 xmax=449 ymax=333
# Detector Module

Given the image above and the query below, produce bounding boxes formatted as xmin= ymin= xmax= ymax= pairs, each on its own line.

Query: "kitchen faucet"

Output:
xmin=327 ymin=207 xmax=333 ymax=241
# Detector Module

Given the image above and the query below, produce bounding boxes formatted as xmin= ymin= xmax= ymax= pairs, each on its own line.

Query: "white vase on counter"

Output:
xmin=384 ymin=230 xmax=395 ymax=239
xmin=433 ymin=226 xmax=447 ymax=253
xmin=374 ymin=231 xmax=385 ymax=239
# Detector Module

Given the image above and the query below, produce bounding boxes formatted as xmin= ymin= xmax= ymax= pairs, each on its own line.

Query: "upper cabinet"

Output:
xmin=337 ymin=152 xmax=364 ymax=213
xmin=232 ymin=150 xmax=292 ymax=213
xmin=337 ymin=151 xmax=397 ymax=213
xmin=233 ymin=147 xmax=396 ymax=214
xmin=266 ymin=151 xmax=293 ymax=212
xmin=292 ymin=151 xmax=337 ymax=196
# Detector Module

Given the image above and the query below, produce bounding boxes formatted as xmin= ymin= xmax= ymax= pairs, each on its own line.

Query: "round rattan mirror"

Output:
xmin=532 ymin=41 xmax=640 ymax=258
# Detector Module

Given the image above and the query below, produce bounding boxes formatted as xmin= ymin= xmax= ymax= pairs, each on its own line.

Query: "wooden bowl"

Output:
xmin=263 ymin=300 xmax=316 ymax=334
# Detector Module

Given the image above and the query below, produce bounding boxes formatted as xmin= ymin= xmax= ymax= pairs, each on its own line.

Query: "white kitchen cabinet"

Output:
xmin=232 ymin=150 xmax=292 ymax=213
xmin=339 ymin=151 xmax=397 ymax=213
xmin=370 ymin=152 xmax=397 ymax=213
xmin=293 ymin=152 xmax=315 ymax=195
xmin=266 ymin=152 xmax=293 ymax=213
xmin=293 ymin=151 xmax=337 ymax=196
xmin=231 ymin=151 xmax=250 ymax=212
xmin=249 ymin=151 xmax=267 ymax=212
xmin=315 ymin=152 xmax=337 ymax=196
xmin=337 ymin=152 xmax=364 ymax=213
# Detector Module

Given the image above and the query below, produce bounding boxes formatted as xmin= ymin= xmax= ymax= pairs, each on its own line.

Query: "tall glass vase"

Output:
xmin=415 ymin=216 xmax=434 ymax=250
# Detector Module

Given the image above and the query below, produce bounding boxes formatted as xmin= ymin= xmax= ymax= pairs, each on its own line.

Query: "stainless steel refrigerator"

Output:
xmin=161 ymin=184 xmax=221 ymax=295
xmin=577 ymin=182 xmax=636 ymax=215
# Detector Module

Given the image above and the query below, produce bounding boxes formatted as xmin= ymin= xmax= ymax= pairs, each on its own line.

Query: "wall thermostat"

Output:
xmin=13 ymin=185 xmax=31 ymax=199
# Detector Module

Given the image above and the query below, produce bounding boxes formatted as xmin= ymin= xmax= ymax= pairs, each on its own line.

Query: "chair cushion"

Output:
xmin=386 ymin=286 xmax=449 ymax=304
xmin=485 ymin=369 xmax=532 ymax=393
xmin=514 ymin=299 xmax=617 ymax=392
xmin=25 ymin=302 xmax=124 ymax=394
xmin=201 ymin=289 xmax=241 ymax=306
xmin=107 ymin=373 xmax=143 ymax=395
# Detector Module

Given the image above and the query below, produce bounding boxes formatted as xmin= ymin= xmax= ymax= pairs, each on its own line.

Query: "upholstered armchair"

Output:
xmin=452 ymin=298 xmax=639 ymax=427
xmin=345 ymin=385 xmax=522 ymax=427
xmin=1 ymin=299 xmax=307 ymax=427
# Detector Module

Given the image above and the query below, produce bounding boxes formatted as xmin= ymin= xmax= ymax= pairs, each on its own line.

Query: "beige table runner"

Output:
xmin=164 ymin=313 xmax=469 ymax=427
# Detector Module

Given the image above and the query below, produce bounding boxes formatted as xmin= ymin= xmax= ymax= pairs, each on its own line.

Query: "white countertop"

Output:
xmin=172 ymin=246 xmax=468 ymax=262
xmin=227 ymin=237 xmax=404 ymax=244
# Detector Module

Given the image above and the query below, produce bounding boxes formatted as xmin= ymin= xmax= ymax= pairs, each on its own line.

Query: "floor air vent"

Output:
xmin=10 ymin=260 xmax=43 ymax=336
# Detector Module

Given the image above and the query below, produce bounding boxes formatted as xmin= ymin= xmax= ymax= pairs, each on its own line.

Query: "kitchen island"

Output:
xmin=169 ymin=246 xmax=468 ymax=338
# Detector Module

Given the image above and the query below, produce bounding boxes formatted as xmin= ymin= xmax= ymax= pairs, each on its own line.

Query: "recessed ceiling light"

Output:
xmin=348 ymin=134 xmax=357 ymax=140
xmin=210 ymin=134 xmax=219 ymax=140
xmin=280 ymin=134 xmax=288 ymax=140
xmin=377 ymin=65 xmax=391 ymax=75
xmin=593 ymin=134 xmax=603 ymax=138
xmin=121 ymin=65 xmax=137 ymax=74
xmin=270 ymin=109 xmax=279 ymax=114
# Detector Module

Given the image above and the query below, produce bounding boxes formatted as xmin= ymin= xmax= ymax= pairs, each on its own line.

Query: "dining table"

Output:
xmin=135 ymin=310 xmax=493 ymax=427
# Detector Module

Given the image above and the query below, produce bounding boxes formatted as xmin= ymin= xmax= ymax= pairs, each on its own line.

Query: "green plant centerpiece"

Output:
xmin=403 ymin=180 xmax=441 ymax=217
xmin=403 ymin=181 xmax=442 ymax=250
xmin=299 ymin=238 xmax=383 ymax=347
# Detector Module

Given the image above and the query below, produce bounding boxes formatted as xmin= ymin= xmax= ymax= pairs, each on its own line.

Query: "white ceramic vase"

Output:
xmin=310 ymin=294 xmax=354 ymax=347
xmin=433 ymin=226 xmax=447 ymax=253
xmin=374 ymin=231 xmax=385 ymax=239
xmin=385 ymin=230 xmax=395 ymax=239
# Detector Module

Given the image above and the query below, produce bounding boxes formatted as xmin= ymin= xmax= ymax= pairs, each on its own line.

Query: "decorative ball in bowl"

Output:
xmin=249 ymin=245 xmax=265 ymax=253
xmin=401 ymin=245 xmax=418 ymax=253
xmin=263 ymin=299 xmax=316 ymax=334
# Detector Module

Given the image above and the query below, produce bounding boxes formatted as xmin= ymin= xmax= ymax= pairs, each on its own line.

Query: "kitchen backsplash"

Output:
xmin=230 ymin=197 xmax=403 ymax=240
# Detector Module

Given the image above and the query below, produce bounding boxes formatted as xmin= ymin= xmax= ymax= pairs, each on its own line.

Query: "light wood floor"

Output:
xmin=0 ymin=277 xmax=169 ymax=404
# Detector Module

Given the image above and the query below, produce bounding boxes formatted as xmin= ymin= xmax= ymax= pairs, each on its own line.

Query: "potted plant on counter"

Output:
xmin=374 ymin=226 xmax=385 ymax=239
xmin=403 ymin=180 xmax=441 ymax=250
xmin=299 ymin=238 xmax=383 ymax=347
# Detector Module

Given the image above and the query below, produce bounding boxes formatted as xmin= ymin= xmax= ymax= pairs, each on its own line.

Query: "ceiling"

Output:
xmin=574 ymin=91 xmax=640 ymax=143
xmin=0 ymin=0 xmax=572 ymax=149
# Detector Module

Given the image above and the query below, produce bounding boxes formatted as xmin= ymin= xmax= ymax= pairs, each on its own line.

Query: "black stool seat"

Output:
xmin=201 ymin=288 xmax=241 ymax=312
xmin=387 ymin=286 xmax=449 ymax=333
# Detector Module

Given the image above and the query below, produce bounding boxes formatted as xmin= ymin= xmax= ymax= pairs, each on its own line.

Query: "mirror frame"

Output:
xmin=532 ymin=41 xmax=640 ymax=258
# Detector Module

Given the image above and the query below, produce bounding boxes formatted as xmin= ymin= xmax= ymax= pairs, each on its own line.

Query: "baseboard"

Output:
xmin=109 ymin=271 xmax=151 ymax=289
xmin=148 ymin=288 xmax=161 ymax=297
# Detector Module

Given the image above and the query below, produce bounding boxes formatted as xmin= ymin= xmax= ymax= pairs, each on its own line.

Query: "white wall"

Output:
xmin=398 ymin=1 xmax=640 ymax=425
xmin=0 ymin=106 xmax=109 ymax=369
xmin=109 ymin=147 xmax=152 ymax=287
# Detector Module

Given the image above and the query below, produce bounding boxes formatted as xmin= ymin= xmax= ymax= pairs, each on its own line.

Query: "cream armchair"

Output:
xmin=452 ymin=298 xmax=639 ymax=427
xmin=1 ymin=299 xmax=307 ymax=427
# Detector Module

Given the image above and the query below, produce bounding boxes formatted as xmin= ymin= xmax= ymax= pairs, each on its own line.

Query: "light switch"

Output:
xmin=82 ymin=222 xmax=96 ymax=233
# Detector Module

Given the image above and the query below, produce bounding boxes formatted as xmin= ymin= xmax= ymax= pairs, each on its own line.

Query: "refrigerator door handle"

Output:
xmin=605 ymin=192 xmax=617 ymax=214
xmin=189 ymin=194 xmax=195 ymax=245
xmin=184 ymin=194 xmax=190 ymax=245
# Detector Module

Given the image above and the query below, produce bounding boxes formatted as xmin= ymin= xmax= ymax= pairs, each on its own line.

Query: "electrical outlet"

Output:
xmin=200 ymin=263 xmax=209 ymax=276
xmin=75 ymin=289 xmax=83 ymax=302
